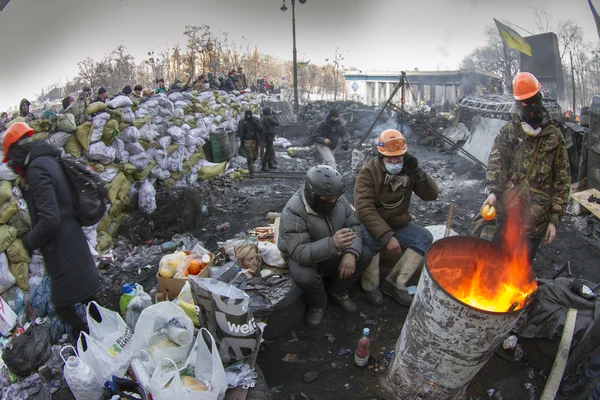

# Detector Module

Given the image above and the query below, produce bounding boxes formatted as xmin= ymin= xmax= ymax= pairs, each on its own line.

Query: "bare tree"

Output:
xmin=325 ymin=48 xmax=346 ymax=101
xmin=533 ymin=6 xmax=553 ymax=34
xmin=557 ymin=20 xmax=583 ymax=62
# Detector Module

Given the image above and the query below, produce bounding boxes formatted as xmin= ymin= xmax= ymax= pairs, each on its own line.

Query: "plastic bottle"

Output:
xmin=354 ymin=328 xmax=370 ymax=368
xmin=119 ymin=284 xmax=137 ymax=317
xmin=61 ymin=348 xmax=103 ymax=400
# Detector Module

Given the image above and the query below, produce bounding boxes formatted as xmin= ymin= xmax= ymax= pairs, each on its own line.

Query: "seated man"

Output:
xmin=278 ymin=165 xmax=372 ymax=326
xmin=355 ymin=129 xmax=438 ymax=306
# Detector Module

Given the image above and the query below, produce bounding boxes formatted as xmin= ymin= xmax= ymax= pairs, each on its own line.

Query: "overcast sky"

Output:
xmin=0 ymin=0 xmax=598 ymax=111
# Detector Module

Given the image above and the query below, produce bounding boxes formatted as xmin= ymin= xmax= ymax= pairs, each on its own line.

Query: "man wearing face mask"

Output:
xmin=355 ymin=129 xmax=439 ymax=306
xmin=279 ymin=165 xmax=372 ymax=326
xmin=309 ymin=109 xmax=349 ymax=170
xmin=237 ymin=109 xmax=263 ymax=175
xmin=483 ymin=72 xmax=570 ymax=262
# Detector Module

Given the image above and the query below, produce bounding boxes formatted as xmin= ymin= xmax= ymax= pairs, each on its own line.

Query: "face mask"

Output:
xmin=313 ymin=198 xmax=337 ymax=215
xmin=384 ymin=161 xmax=403 ymax=175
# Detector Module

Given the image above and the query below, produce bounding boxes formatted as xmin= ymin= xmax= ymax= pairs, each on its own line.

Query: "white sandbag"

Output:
xmin=120 ymin=126 xmax=140 ymax=143
xmin=167 ymin=126 xmax=184 ymax=144
xmin=107 ymin=95 xmax=133 ymax=109
xmin=185 ymin=135 xmax=205 ymax=147
xmin=0 ymin=253 xmax=16 ymax=294
xmin=157 ymin=136 xmax=171 ymax=150
xmin=99 ymin=168 xmax=119 ymax=183
xmin=82 ymin=224 xmax=98 ymax=250
xmin=173 ymin=109 xmax=184 ymax=120
xmin=181 ymin=124 xmax=190 ymax=132
xmin=198 ymin=91 xmax=214 ymax=101
xmin=214 ymin=115 xmax=223 ymax=124
xmin=184 ymin=115 xmax=195 ymax=123
xmin=125 ymin=142 xmax=145 ymax=156
xmin=168 ymin=92 xmax=184 ymax=103
xmin=158 ymin=108 xmax=173 ymax=118
xmin=208 ymin=124 xmax=218 ymax=134
xmin=122 ymin=107 xmax=135 ymax=124
xmin=274 ymin=137 xmax=292 ymax=148
xmin=134 ymin=108 xmax=150 ymax=119
xmin=129 ymin=152 xmax=152 ymax=170
xmin=167 ymin=150 xmax=183 ymax=172
xmin=151 ymin=116 xmax=164 ymax=125
xmin=150 ymin=166 xmax=170 ymax=180
xmin=141 ymin=99 xmax=158 ymax=109
xmin=187 ymin=173 xmax=198 ymax=184
xmin=91 ymin=127 xmax=104 ymax=143
xmin=154 ymin=150 xmax=169 ymax=169
xmin=112 ymin=139 xmax=129 ymax=163
xmin=174 ymin=101 xmax=188 ymax=109
xmin=0 ymin=164 xmax=18 ymax=181
xmin=139 ymin=124 xmax=159 ymax=141
xmin=226 ymin=119 xmax=236 ymax=131
xmin=87 ymin=142 xmax=116 ymax=164
xmin=92 ymin=113 xmax=111 ymax=128
xmin=138 ymin=180 xmax=156 ymax=215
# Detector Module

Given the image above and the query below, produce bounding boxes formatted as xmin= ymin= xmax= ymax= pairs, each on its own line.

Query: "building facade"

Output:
xmin=344 ymin=69 xmax=501 ymax=106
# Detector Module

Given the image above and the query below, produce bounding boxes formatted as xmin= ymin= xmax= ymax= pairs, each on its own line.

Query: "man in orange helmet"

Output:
xmin=2 ymin=122 xmax=101 ymax=338
xmin=482 ymin=72 xmax=570 ymax=262
xmin=354 ymin=129 xmax=439 ymax=306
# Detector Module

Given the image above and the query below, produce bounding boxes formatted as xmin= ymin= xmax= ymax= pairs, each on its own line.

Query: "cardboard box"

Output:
xmin=157 ymin=254 xmax=214 ymax=299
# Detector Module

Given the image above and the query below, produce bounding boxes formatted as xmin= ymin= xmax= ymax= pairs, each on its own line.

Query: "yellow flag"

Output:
xmin=494 ymin=19 xmax=532 ymax=57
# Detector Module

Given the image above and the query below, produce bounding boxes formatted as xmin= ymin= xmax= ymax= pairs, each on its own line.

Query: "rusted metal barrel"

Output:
xmin=386 ymin=236 xmax=533 ymax=400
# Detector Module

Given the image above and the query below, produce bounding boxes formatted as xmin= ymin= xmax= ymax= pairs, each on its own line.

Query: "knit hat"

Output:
xmin=122 ymin=85 xmax=133 ymax=95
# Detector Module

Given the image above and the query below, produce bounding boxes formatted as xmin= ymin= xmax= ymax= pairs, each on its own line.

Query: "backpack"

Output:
xmin=60 ymin=155 xmax=108 ymax=227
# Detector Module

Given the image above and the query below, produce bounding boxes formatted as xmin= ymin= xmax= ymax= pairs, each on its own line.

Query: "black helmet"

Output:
xmin=262 ymin=106 xmax=272 ymax=116
xmin=304 ymin=165 xmax=345 ymax=209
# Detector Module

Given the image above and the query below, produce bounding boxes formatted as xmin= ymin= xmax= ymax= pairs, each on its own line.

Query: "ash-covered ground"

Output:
xmin=94 ymin=122 xmax=599 ymax=400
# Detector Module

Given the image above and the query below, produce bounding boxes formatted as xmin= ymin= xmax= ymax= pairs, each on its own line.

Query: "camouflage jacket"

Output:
xmin=486 ymin=116 xmax=570 ymax=238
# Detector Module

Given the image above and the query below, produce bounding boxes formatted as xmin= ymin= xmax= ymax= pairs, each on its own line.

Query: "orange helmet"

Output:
xmin=2 ymin=122 xmax=34 ymax=163
xmin=377 ymin=129 xmax=407 ymax=156
xmin=513 ymin=72 xmax=541 ymax=101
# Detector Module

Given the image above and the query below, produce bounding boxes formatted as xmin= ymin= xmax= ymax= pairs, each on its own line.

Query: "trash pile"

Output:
xmin=0 ymin=89 xmax=278 ymax=256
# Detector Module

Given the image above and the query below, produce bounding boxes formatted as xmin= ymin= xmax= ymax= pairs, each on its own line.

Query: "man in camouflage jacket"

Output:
xmin=483 ymin=72 xmax=570 ymax=262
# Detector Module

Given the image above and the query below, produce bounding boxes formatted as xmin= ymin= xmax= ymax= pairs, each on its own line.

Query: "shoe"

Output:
xmin=261 ymin=166 xmax=269 ymax=172
xmin=560 ymin=376 xmax=589 ymax=396
xmin=380 ymin=248 xmax=423 ymax=306
xmin=269 ymin=164 xmax=278 ymax=170
xmin=364 ymin=288 xmax=383 ymax=307
xmin=305 ymin=308 xmax=325 ymax=326
xmin=331 ymin=294 xmax=357 ymax=313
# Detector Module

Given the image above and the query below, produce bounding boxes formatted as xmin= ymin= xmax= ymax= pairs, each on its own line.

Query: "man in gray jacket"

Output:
xmin=278 ymin=165 xmax=373 ymax=326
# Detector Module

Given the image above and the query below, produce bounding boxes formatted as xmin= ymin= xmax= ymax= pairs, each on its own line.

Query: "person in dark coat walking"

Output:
xmin=260 ymin=107 xmax=280 ymax=171
xmin=3 ymin=122 xmax=102 ymax=337
xmin=237 ymin=110 xmax=263 ymax=174
xmin=309 ymin=109 xmax=349 ymax=170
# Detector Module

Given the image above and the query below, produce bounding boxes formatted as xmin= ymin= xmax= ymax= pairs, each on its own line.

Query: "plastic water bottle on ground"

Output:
xmin=60 ymin=346 xmax=103 ymax=400
xmin=354 ymin=328 xmax=370 ymax=368
xmin=119 ymin=284 xmax=136 ymax=316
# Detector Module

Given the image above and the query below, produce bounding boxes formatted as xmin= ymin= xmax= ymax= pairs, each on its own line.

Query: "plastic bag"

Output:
xmin=108 ymin=95 xmax=133 ymax=109
xmin=231 ymin=274 xmax=295 ymax=318
xmin=258 ymin=242 xmax=285 ymax=267
xmin=122 ymin=107 xmax=135 ymax=124
xmin=0 ymin=163 xmax=17 ymax=181
xmin=87 ymin=141 xmax=116 ymax=164
xmin=77 ymin=301 xmax=134 ymax=384
xmin=131 ymin=302 xmax=194 ymax=370
xmin=178 ymin=282 xmax=200 ymax=327
xmin=28 ymin=254 xmax=45 ymax=277
xmin=0 ymin=252 xmax=16 ymax=295
xmin=138 ymin=180 xmax=156 ymax=215
xmin=149 ymin=328 xmax=227 ymax=400
xmin=0 ymin=199 xmax=18 ymax=224
xmin=124 ymin=284 xmax=152 ymax=331
xmin=2 ymin=325 xmax=51 ymax=376
xmin=31 ymin=275 xmax=53 ymax=317
xmin=0 ymin=181 xmax=12 ymax=204
xmin=9 ymin=262 xmax=28 ymax=291
xmin=125 ymin=141 xmax=145 ymax=155
xmin=158 ymin=251 xmax=187 ymax=279
xmin=189 ymin=277 xmax=260 ymax=363
xmin=120 ymin=126 xmax=140 ymax=143
xmin=173 ymin=252 xmax=213 ymax=279
xmin=57 ymin=113 xmax=77 ymax=133
xmin=2 ymin=285 xmax=25 ymax=317
xmin=6 ymin=239 xmax=31 ymax=264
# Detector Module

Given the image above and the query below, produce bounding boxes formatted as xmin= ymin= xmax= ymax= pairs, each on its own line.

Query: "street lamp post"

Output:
xmin=281 ymin=0 xmax=305 ymax=112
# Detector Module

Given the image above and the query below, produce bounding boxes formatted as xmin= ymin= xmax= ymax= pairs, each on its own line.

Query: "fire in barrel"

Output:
xmin=386 ymin=211 xmax=537 ymax=399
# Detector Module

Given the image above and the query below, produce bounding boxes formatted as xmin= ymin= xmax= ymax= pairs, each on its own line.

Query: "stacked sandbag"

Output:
xmin=0 ymin=90 xmax=277 ymax=256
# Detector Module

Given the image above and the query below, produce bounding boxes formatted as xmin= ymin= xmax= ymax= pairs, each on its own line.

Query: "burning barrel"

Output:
xmin=386 ymin=236 xmax=537 ymax=399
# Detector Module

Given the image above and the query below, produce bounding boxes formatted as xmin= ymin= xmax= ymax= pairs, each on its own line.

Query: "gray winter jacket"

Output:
xmin=278 ymin=187 xmax=362 ymax=267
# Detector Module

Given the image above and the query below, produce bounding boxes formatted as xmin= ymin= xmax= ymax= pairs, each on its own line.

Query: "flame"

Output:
xmin=431 ymin=204 xmax=537 ymax=313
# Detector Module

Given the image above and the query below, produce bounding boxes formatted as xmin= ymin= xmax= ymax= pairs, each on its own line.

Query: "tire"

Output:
xmin=246 ymin=364 xmax=272 ymax=400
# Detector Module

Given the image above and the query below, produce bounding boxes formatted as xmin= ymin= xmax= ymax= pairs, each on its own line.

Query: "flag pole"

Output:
xmin=570 ymin=51 xmax=576 ymax=113
xmin=503 ymin=42 xmax=512 ymax=94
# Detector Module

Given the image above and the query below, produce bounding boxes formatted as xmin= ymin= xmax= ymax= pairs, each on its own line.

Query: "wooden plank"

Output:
xmin=273 ymin=217 xmax=280 ymax=246
xmin=571 ymin=189 xmax=600 ymax=219
xmin=540 ymin=308 xmax=578 ymax=400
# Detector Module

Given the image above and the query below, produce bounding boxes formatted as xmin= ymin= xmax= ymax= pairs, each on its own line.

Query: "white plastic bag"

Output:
xmin=124 ymin=284 xmax=153 ymax=331
xmin=87 ymin=141 xmax=116 ymax=164
xmin=108 ymin=95 xmax=133 ymax=109
xmin=258 ymin=242 xmax=286 ymax=268
xmin=149 ymin=328 xmax=227 ymax=400
xmin=132 ymin=302 xmax=194 ymax=370
xmin=120 ymin=126 xmax=140 ymax=143
xmin=0 ymin=252 xmax=16 ymax=294
xmin=77 ymin=302 xmax=134 ymax=384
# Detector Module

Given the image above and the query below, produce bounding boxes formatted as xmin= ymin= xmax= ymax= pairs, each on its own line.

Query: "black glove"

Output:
xmin=340 ymin=143 xmax=349 ymax=151
xmin=403 ymin=153 xmax=419 ymax=172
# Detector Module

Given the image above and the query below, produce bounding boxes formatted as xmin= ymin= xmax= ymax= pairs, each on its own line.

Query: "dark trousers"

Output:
xmin=54 ymin=296 xmax=100 ymax=339
xmin=288 ymin=248 xmax=372 ymax=309
xmin=262 ymin=136 xmax=275 ymax=168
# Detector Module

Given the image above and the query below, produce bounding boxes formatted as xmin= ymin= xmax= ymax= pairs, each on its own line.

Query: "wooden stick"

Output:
xmin=540 ymin=308 xmax=578 ymax=400
xmin=444 ymin=201 xmax=456 ymax=238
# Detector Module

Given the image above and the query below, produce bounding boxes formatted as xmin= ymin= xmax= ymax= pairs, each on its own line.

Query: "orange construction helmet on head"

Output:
xmin=2 ymin=122 xmax=34 ymax=163
xmin=377 ymin=129 xmax=407 ymax=156
xmin=513 ymin=72 xmax=542 ymax=101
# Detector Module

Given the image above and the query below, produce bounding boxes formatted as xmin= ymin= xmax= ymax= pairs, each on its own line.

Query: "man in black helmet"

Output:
xmin=278 ymin=165 xmax=373 ymax=326
xmin=260 ymin=106 xmax=280 ymax=171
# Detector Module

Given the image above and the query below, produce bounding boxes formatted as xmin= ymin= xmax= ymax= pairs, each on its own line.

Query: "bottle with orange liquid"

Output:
xmin=354 ymin=328 xmax=370 ymax=368
xmin=481 ymin=205 xmax=496 ymax=221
